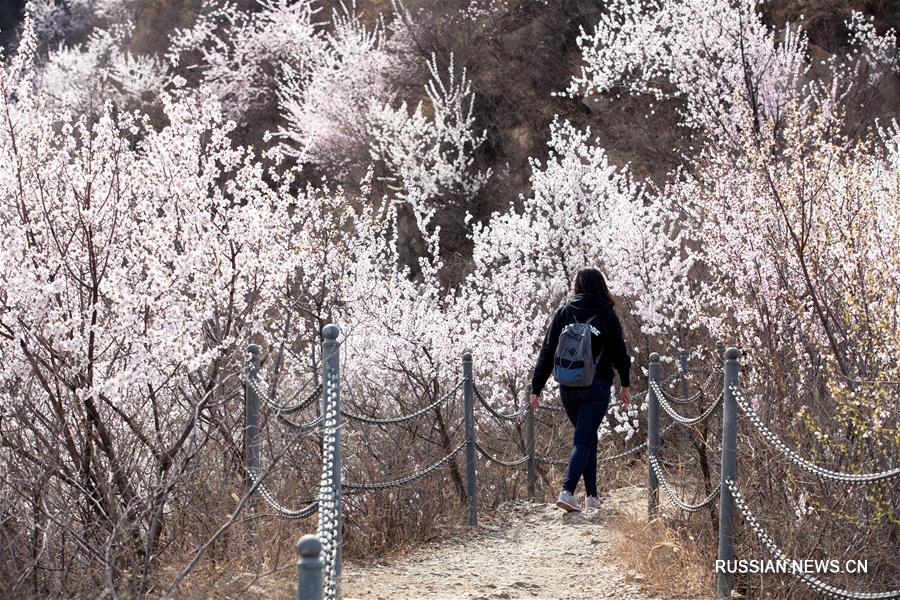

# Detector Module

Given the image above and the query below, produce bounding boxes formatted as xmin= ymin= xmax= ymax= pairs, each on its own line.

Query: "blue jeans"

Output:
xmin=560 ymin=379 xmax=611 ymax=497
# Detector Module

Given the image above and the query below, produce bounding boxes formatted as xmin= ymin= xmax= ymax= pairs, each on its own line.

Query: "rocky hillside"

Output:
xmin=3 ymin=0 xmax=897 ymax=222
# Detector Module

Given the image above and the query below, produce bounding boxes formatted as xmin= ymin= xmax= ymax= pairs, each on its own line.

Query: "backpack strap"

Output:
xmin=585 ymin=315 xmax=603 ymax=366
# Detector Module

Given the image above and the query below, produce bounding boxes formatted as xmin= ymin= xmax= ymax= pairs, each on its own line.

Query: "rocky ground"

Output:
xmin=340 ymin=485 xmax=674 ymax=600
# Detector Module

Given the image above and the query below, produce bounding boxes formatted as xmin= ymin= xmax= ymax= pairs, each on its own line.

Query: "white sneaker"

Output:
xmin=585 ymin=495 xmax=601 ymax=509
xmin=556 ymin=490 xmax=581 ymax=512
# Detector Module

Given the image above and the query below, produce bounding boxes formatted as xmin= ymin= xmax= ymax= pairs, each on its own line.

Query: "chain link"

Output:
xmin=726 ymin=479 xmax=900 ymax=599
xmin=341 ymin=378 xmax=465 ymax=425
xmin=474 ymin=384 xmax=527 ymax=422
xmin=658 ymin=386 xmax=705 ymax=405
xmin=250 ymin=378 xmax=322 ymax=414
xmin=277 ymin=412 xmax=325 ymax=430
xmin=648 ymin=454 xmax=719 ymax=512
xmin=597 ymin=436 xmax=649 ymax=464
xmin=245 ymin=373 xmax=321 ymax=519
xmin=732 ymin=387 xmax=900 ymax=484
xmin=474 ymin=440 xmax=529 ymax=467
xmin=247 ymin=468 xmax=319 ymax=519
xmin=663 ymin=368 xmax=721 ymax=405
xmin=652 ymin=381 xmax=723 ymax=426
xmin=344 ymin=440 xmax=467 ymax=491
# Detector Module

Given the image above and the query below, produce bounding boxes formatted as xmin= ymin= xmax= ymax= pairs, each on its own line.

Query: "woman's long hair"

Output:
xmin=573 ymin=267 xmax=615 ymax=307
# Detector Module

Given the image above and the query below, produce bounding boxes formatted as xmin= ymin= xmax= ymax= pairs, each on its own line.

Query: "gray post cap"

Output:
xmin=462 ymin=350 xmax=472 ymax=361
xmin=246 ymin=343 xmax=261 ymax=369
xmin=725 ymin=347 xmax=740 ymax=360
xmin=322 ymin=324 xmax=340 ymax=339
xmin=298 ymin=534 xmax=322 ymax=557
xmin=649 ymin=352 xmax=660 ymax=362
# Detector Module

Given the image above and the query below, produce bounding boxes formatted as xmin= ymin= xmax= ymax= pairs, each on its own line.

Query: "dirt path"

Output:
xmin=342 ymin=485 xmax=662 ymax=600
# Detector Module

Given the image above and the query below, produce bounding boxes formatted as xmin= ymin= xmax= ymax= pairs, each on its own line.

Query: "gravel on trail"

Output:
xmin=342 ymin=485 xmax=666 ymax=600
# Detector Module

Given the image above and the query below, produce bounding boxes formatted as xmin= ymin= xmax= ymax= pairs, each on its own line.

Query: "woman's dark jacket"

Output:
xmin=531 ymin=293 xmax=631 ymax=395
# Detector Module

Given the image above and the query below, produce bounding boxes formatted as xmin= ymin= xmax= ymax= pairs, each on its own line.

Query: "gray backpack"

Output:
xmin=552 ymin=315 xmax=602 ymax=387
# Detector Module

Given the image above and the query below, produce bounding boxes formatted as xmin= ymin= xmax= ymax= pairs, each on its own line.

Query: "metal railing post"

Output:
xmin=525 ymin=383 xmax=536 ymax=498
xmin=463 ymin=351 xmax=477 ymax=526
xmin=297 ymin=534 xmax=323 ymax=600
xmin=647 ymin=352 xmax=660 ymax=519
xmin=716 ymin=347 xmax=740 ymax=598
xmin=322 ymin=324 xmax=342 ymax=593
xmin=244 ymin=343 xmax=262 ymax=494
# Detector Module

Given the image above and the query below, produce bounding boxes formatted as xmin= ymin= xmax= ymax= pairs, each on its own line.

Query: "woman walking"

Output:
xmin=529 ymin=267 xmax=632 ymax=512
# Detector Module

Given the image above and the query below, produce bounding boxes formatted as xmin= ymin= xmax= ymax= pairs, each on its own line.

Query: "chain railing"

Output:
xmin=247 ymin=376 xmax=323 ymax=431
xmin=242 ymin=347 xmax=321 ymax=524
xmin=252 ymin=379 xmax=322 ymax=414
xmin=726 ymin=479 xmax=900 ymax=600
xmin=344 ymin=441 xmax=468 ymax=491
xmin=244 ymin=333 xmax=896 ymax=600
xmin=340 ymin=378 xmax=465 ymax=425
xmin=475 ymin=440 xmax=530 ymax=467
xmin=247 ymin=468 xmax=319 ymax=520
xmin=671 ymin=365 xmax=722 ymax=403
xmin=731 ymin=387 xmax=900 ymax=484
xmin=651 ymin=380 xmax=724 ymax=426
xmin=282 ymin=340 xmax=732 ymax=598
xmin=474 ymin=383 xmax=528 ymax=422
xmin=643 ymin=346 xmax=898 ymax=599
xmin=648 ymin=454 xmax=719 ymax=512
xmin=280 ymin=412 xmax=326 ymax=430
xmin=242 ymin=332 xmax=480 ymax=599
xmin=655 ymin=373 xmax=718 ymax=405
xmin=247 ymin=334 xmax=722 ymax=599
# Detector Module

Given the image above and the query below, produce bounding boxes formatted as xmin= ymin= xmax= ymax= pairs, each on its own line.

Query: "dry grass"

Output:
xmin=610 ymin=512 xmax=711 ymax=599
xmin=152 ymin=518 xmax=301 ymax=599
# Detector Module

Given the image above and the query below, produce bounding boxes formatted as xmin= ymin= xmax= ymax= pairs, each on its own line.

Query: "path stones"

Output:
xmin=341 ymin=487 xmax=673 ymax=599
